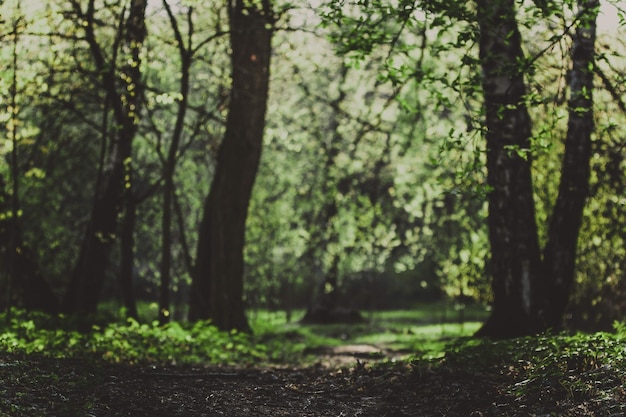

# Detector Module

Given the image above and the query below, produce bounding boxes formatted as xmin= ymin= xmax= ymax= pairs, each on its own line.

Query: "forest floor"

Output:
xmin=2 ymin=345 xmax=625 ymax=417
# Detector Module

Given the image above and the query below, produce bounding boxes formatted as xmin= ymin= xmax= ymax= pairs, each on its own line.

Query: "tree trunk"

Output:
xmin=475 ymin=0 xmax=544 ymax=337
xmin=188 ymin=0 xmax=274 ymax=331
xmin=63 ymin=0 xmax=147 ymax=315
xmin=63 ymin=166 xmax=124 ymax=314
xmin=540 ymin=0 xmax=597 ymax=328
xmin=159 ymin=177 xmax=173 ymax=325
xmin=159 ymin=1 xmax=192 ymax=325
xmin=0 ymin=183 xmax=59 ymax=313
xmin=476 ymin=0 xmax=598 ymax=337
xmin=120 ymin=190 xmax=138 ymax=320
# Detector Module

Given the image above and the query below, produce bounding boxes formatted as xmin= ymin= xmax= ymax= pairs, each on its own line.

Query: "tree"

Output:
xmin=0 ymin=5 xmax=59 ymax=314
xmin=538 ymin=0 xmax=598 ymax=329
xmin=63 ymin=0 xmax=148 ymax=315
xmin=188 ymin=0 xmax=275 ymax=331
xmin=473 ymin=0 xmax=544 ymax=336
xmin=245 ymin=7 xmax=488 ymax=316
xmin=1 ymin=0 xmax=615 ymax=331
xmin=318 ymin=0 xmax=602 ymax=335
xmin=476 ymin=0 xmax=598 ymax=336
xmin=567 ymin=30 xmax=626 ymax=329
xmin=296 ymin=61 xmax=400 ymax=323
xmin=151 ymin=1 xmax=229 ymax=325
xmin=156 ymin=0 xmax=194 ymax=325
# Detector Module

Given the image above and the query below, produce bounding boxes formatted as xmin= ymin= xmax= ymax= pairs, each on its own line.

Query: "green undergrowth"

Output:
xmin=4 ymin=305 xmax=626 ymax=393
xmin=443 ymin=327 xmax=626 ymax=374
xmin=0 ymin=309 xmax=289 ymax=365
xmin=0 ymin=305 xmax=486 ymax=365
xmin=249 ymin=306 xmax=486 ymax=360
xmin=424 ymin=326 xmax=626 ymax=403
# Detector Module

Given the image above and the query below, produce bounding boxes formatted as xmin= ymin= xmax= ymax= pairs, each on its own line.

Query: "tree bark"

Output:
xmin=475 ymin=0 xmax=544 ymax=337
xmin=540 ymin=0 xmax=597 ymax=328
xmin=0 ymin=179 xmax=59 ymax=314
xmin=158 ymin=1 xmax=192 ymax=325
xmin=118 ymin=0 xmax=147 ymax=321
xmin=64 ymin=168 xmax=124 ymax=314
xmin=63 ymin=0 xmax=147 ymax=314
xmin=189 ymin=0 xmax=274 ymax=331
xmin=120 ymin=191 xmax=138 ymax=320
xmin=476 ymin=0 xmax=598 ymax=337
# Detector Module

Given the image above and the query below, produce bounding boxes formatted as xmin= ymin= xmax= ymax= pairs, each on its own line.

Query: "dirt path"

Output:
xmin=1 ymin=350 xmax=623 ymax=416
xmin=304 ymin=343 xmax=409 ymax=367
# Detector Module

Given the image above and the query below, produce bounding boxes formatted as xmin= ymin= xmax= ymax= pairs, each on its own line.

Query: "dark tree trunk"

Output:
xmin=476 ymin=0 xmax=598 ymax=337
xmin=301 ymin=254 xmax=364 ymax=325
xmin=302 ymin=196 xmax=340 ymax=314
xmin=63 ymin=166 xmax=125 ymax=314
xmin=120 ymin=192 xmax=138 ymax=320
xmin=118 ymin=0 xmax=148 ymax=317
xmin=159 ymin=1 xmax=192 ymax=325
xmin=63 ymin=0 xmax=147 ymax=315
xmin=159 ymin=179 xmax=173 ymax=325
xmin=189 ymin=0 xmax=274 ymax=331
xmin=12 ymin=243 xmax=61 ymax=314
xmin=540 ymin=0 xmax=597 ymax=328
xmin=475 ymin=0 xmax=544 ymax=337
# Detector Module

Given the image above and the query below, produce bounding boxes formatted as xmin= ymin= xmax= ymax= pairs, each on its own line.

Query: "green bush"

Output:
xmin=437 ymin=327 xmax=626 ymax=400
xmin=0 ymin=309 xmax=292 ymax=365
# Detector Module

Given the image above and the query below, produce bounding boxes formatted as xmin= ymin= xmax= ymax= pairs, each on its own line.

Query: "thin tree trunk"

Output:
xmin=1 ymin=176 xmax=59 ymax=314
xmin=8 ymin=24 xmax=20 ymax=313
xmin=159 ymin=1 xmax=192 ymax=325
xmin=120 ymin=191 xmax=138 ymax=320
xmin=540 ymin=0 xmax=597 ymax=328
xmin=64 ymin=164 xmax=123 ymax=313
xmin=160 ymin=180 xmax=173 ymax=324
xmin=301 ymin=66 xmax=347 ymax=320
xmin=189 ymin=0 xmax=274 ymax=331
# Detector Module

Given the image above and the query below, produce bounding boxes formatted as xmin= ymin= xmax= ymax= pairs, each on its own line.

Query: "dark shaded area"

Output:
xmin=300 ymin=306 xmax=365 ymax=324
xmin=1 ymin=351 xmax=624 ymax=417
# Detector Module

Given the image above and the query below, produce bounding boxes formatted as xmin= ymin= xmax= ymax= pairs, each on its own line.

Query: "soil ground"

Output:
xmin=1 ymin=346 xmax=625 ymax=417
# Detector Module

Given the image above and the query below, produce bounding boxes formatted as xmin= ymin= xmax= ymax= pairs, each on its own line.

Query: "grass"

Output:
xmin=439 ymin=330 xmax=626 ymax=407
xmin=249 ymin=302 xmax=490 ymax=360
xmin=0 ymin=302 xmax=489 ymax=365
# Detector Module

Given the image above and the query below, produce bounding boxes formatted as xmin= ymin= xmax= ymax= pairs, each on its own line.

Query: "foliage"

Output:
xmin=317 ymin=0 xmax=626 ymax=327
xmin=0 ymin=0 xmax=624 ymax=329
xmin=0 ymin=305 xmax=487 ymax=366
xmin=246 ymin=4 xmax=492 ymax=310
xmin=440 ymin=326 xmax=626 ymax=401
xmin=0 ymin=309 xmax=276 ymax=365
xmin=250 ymin=304 xmax=489 ymax=360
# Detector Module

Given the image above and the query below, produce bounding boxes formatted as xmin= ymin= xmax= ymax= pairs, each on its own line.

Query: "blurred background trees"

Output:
xmin=0 ymin=0 xmax=624 ymax=334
